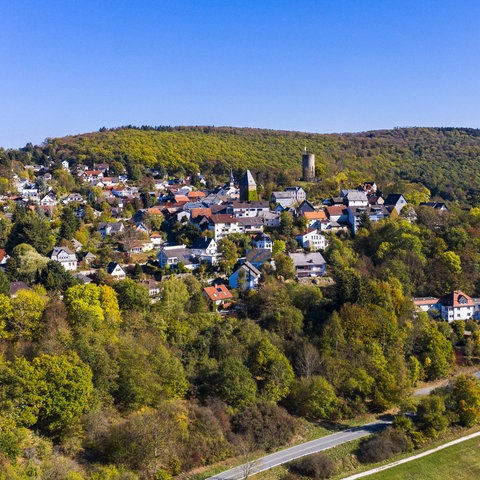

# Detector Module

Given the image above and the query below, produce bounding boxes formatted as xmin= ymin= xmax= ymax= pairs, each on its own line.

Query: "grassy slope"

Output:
xmin=368 ymin=435 xmax=480 ymax=479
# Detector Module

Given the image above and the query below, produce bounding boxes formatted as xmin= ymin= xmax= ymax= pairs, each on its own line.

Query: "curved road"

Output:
xmin=207 ymin=419 xmax=392 ymax=480
xmin=208 ymin=371 xmax=480 ymax=480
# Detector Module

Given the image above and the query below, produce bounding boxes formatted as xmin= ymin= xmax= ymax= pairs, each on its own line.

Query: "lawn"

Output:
xmin=368 ymin=436 xmax=480 ymax=480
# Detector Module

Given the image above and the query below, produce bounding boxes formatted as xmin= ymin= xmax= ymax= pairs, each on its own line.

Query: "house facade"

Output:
xmin=50 ymin=247 xmax=77 ymax=271
xmin=289 ymin=252 xmax=327 ymax=278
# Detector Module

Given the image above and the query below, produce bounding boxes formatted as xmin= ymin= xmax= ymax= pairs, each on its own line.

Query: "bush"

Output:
xmin=289 ymin=452 xmax=337 ymax=479
xmin=357 ymin=428 xmax=411 ymax=464
xmin=231 ymin=402 xmax=297 ymax=451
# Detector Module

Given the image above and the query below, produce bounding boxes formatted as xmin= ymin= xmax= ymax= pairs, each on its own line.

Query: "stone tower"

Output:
xmin=302 ymin=147 xmax=315 ymax=182
xmin=239 ymin=170 xmax=258 ymax=201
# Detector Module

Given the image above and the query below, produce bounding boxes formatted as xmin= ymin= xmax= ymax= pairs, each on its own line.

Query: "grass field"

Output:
xmin=367 ymin=436 xmax=480 ymax=480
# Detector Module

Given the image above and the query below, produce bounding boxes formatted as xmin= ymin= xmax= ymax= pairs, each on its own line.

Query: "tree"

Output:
xmin=216 ymin=357 xmax=257 ymax=409
xmin=218 ymin=238 xmax=238 ymax=275
xmin=0 ymin=352 xmax=93 ymax=437
xmin=273 ymin=252 xmax=296 ymax=280
xmin=59 ymin=205 xmax=80 ymax=241
xmin=447 ymin=375 xmax=480 ymax=427
xmin=286 ymin=376 xmax=339 ymax=420
xmin=37 ymin=260 xmax=77 ymax=292
xmin=416 ymin=394 xmax=449 ymax=438
xmin=9 ymin=288 xmax=47 ymax=340
xmin=112 ymin=278 xmax=151 ymax=313
xmin=6 ymin=211 xmax=54 ymax=255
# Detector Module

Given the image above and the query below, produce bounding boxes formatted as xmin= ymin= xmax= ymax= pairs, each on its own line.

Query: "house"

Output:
xmin=80 ymin=251 xmax=96 ymax=267
xmin=297 ymin=200 xmax=316 ymax=215
xmin=191 ymin=237 xmax=220 ymax=265
xmin=258 ymin=210 xmax=281 ymax=228
xmin=106 ymin=262 xmax=126 ymax=280
xmin=61 ymin=160 xmax=70 ymax=171
xmin=0 ymin=249 xmax=9 ymax=269
xmin=71 ymin=238 xmax=84 ymax=252
xmin=284 ymin=186 xmax=307 ymax=204
xmin=420 ymin=201 xmax=448 ymax=211
xmin=296 ymin=229 xmax=328 ymax=250
xmin=98 ymin=222 xmax=125 ymax=238
xmin=203 ymin=284 xmax=233 ymax=309
xmin=228 ymin=201 xmax=270 ymax=218
xmin=140 ymin=279 xmax=161 ymax=297
xmin=150 ymin=232 xmax=163 ymax=248
xmin=271 ymin=191 xmax=295 ymax=208
xmin=229 ymin=262 xmax=261 ymax=290
xmin=250 ymin=232 xmax=272 ymax=251
xmin=40 ymin=191 xmax=58 ymax=207
xmin=414 ymin=290 xmax=477 ymax=322
xmin=384 ymin=194 xmax=408 ymax=214
xmin=82 ymin=170 xmax=104 ymax=183
xmin=344 ymin=191 xmax=369 ymax=207
xmin=207 ymin=214 xmax=241 ymax=240
xmin=348 ymin=205 xmax=392 ymax=234
xmin=325 ymin=206 xmax=349 ymax=224
xmin=49 ymin=246 xmax=77 ymax=271
xmin=301 ymin=210 xmax=328 ymax=228
xmin=289 ymin=252 xmax=327 ymax=278
xmin=157 ymin=245 xmax=197 ymax=270
xmin=10 ymin=281 xmax=31 ymax=297
xmin=236 ymin=216 xmax=264 ymax=235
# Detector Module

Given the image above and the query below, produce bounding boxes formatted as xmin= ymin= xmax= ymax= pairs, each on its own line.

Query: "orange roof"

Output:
xmin=146 ymin=207 xmax=164 ymax=216
xmin=203 ymin=284 xmax=233 ymax=302
xmin=174 ymin=194 xmax=190 ymax=203
xmin=441 ymin=290 xmax=475 ymax=307
xmin=303 ymin=210 xmax=327 ymax=220
xmin=191 ymin=207 xmax=212 ymax=218
xmin=188 ymin=191 xmax=206 ymax=199
xmin=150 ymin=232 xmax=162 ymax=238
xmin=0 ymin=249 xmax=6 ymax=262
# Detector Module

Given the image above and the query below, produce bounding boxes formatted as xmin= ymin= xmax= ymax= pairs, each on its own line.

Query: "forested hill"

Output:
xmin=11 ymin=126 xmax=480 ymax=204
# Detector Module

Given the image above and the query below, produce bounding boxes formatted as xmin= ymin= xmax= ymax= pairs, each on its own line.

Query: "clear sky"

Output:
xmin=1 ymin=0 xmax=480 ymax=148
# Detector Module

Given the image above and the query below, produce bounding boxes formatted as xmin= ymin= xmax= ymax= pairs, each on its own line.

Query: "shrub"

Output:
xmin=357 ymin=428 xmax=411 ymax=464
xmin=289 ymin=452 xmax=337 ymax=479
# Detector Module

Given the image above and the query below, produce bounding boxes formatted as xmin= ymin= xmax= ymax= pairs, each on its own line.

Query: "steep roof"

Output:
xmin=240 ymin=170 xmax=256 ymax=187
xmin=440 ymin=290 xmax=475 ymax=307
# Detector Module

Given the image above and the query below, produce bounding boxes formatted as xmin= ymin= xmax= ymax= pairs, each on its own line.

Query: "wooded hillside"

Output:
xmin=9 ymin=126 xmax=480 ymax=205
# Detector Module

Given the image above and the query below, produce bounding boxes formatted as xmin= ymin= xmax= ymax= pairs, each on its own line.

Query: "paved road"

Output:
xmin=208 ymin=371 xmax=480 ymax=480
xmin=414 ymin=370 xmax=480 ymax=396
xmin=207 ymin=419 xmax=392 ymax=480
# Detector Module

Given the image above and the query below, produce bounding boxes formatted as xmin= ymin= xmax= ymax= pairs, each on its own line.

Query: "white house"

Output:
xmin=50 ymin=246 xmax=77 ymax=271
xmin=289 ymin=252 xmax=327 ymax=278
xmin=157 ymin=245 xmax=197 ymax=270
xmin=191 ymin=237 xmax=220 ymax=265
xmin=414 ymin=290 xmax=477 ymax=322
xmin=229 ymin=262 xmax=261 ymax=290
xmin=296 ymin=229 xmax=328 ymax=250
xmin=106 ymin=262 xmax=126 ymax=280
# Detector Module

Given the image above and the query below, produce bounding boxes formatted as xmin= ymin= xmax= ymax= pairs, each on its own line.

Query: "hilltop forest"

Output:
xmin=4 ymin=125 xmax=480 ymax=205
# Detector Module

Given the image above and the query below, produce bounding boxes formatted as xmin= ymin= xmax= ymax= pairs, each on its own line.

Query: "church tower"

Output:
xmin=239 ymin=170 xmax=258 ymax=201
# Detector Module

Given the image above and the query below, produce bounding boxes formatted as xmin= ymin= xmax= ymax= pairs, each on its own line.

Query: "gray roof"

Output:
xmin=289 ymin=252 xmax=326 ymax=267
xmin=240 ymin=170 xmax=256 ymax=187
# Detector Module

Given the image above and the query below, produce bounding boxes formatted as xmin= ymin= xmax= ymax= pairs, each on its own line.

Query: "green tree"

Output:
xmin=59 ymin=205 xmax=80 ymax=241
xmin=218 ymin=238 xmax=238 ymax=275
xmin=6 ymin=211 xmax=54 ymax=255
xmin=216 ymin=357 xmax=257 ymax=409
xmin=416 ymin=394 xmax=449 ymax=439
xmin=447 ymin=375 xmax=480 ymax=427
xmin=287 ymin=376 xmax=339 ymax=420
xmin=113 ymin=278 xmax=151 ymax=313
xmin=273 ymin=252 xmax=296 ymax=280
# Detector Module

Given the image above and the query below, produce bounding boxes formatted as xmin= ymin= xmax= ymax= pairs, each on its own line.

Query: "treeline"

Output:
xmin=3 ymin=126 xmax=480 ymax=204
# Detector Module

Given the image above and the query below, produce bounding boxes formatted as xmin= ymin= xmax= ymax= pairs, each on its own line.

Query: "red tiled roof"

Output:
xmin=203 ymin=284 xmax=233 ymax=302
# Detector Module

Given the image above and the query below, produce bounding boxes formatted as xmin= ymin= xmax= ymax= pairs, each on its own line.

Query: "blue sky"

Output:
xmin=1 ymin=0 xmax=480 ymax=148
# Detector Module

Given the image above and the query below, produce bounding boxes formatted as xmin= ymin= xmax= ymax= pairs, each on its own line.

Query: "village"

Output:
xmin=2 ymin=150 xmax=477 ymax=323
